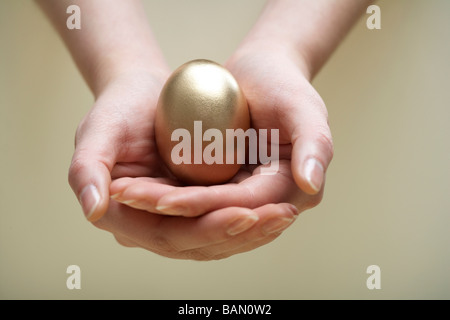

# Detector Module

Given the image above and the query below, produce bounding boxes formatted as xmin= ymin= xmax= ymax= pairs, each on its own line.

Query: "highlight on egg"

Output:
xmin=154 ymin=59 xmax=251 ymax=185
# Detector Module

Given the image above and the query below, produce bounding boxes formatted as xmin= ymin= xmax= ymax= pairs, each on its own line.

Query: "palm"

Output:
xmin=82 ymin=73 xmax=173 ymax=181
xmin=226 ymin=51 xmax=311 ymax=145
xmin=108 ymin=101 xmax=168 ymax=180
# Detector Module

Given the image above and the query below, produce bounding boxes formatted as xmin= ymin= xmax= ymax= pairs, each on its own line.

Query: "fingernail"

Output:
xmin=79 ymin=184 xmax=100 ymax=220
xmin=289 ymin=204 xmax=299 ymax=216
xmin=262 ymin=217 xmax=294 ymax=235
xmin=304 ymin=158 xmax=324 ymax=193
xmin=226 ymin=214 xmax=259 ymax=236
xmin=112 ymin=196 xmax=136 ymax=206
xmin=110 ymin=193 xmax=120 ymax=200
xmin=156 ymin=204 xmax=188 ymax=216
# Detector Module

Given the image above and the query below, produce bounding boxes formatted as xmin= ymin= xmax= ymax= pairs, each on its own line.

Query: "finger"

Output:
xmin=110 ymin=177 xmax=180 ymax=213
xmin=282 ymin=80 xmax=334 ymax=195
xmin=110 ymin=158 xmax=175 ymax=179
xmin=69 ymin=150 xmax=114 ymax=222
xmin=174 ymin=203 xmax=298 ymax=260
xmin=68 ymin=116 xmax=118 ymax=222
xmin=93 ymin=201 xmax=258 ymax=257
xmin=110 ymin=163 xmax=155 ymax=180
xmin=95 ymin=201 xmax=297 ymax=260
xmin=110 ymin=160 xmax=322 ymax=218
xmin=154 ymin=160 xmax=304 ymax=217
xmin=113 ymin=234 xmax=139 ymax=248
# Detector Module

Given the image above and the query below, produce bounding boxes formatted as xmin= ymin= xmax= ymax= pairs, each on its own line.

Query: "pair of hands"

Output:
xmin=69 ymin=42 xmax=334 ymax=260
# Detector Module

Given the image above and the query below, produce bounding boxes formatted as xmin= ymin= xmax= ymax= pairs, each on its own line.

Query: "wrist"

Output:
xmin=91 ymin=52 xmax=170 ymax=99
xmin=236 ymin=0 xmax=370 ymax=81
xmin=230 ymin=34 xmax=313 ymax=81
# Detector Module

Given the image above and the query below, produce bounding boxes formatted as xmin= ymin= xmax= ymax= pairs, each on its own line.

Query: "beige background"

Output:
xmin=1 ymin=0 xmax=449 ymax=299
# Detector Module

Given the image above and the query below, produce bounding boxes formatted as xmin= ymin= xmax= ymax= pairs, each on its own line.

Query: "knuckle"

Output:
xmin=304 ymin=192 xmax=324 ymax=210
xmin=316 ymin=130 xmax=334 ymax=162
xmin=90 ymin=216 xmax=109 ymax=231
xmin=68 ymin=156 xmax=83 ymax=176
xmin=67 ymin=157 xmax=85 ymax=189
xmin=113 ymin=234 xmax=136 ymax=248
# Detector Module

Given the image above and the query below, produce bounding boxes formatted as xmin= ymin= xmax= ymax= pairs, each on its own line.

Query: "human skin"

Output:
xmin=37 ymin=0 xmax=371 ymax=260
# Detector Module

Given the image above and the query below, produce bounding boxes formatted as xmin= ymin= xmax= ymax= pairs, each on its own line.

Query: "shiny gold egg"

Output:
xmin=155 ymin=59 xmax=250 ymax=185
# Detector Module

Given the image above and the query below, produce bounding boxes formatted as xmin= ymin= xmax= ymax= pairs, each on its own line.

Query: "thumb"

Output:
xmin=68 ymin=123 xmax=117 ymax=222
xmin=285 ymin=85 xmax=334 ymax=195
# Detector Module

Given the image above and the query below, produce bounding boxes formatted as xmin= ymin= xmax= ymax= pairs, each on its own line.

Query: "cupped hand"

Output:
xmin=68 ymin=69 xmax=171 ymax=222
xmin=68 ymin=67 xmax=301 ymax=260
xmin=110 ymin=42 xmax=334 ymax=219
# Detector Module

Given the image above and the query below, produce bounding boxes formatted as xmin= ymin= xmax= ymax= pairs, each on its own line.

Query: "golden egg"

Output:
xmin=155 ymin=59 xmax=250 ymax=185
